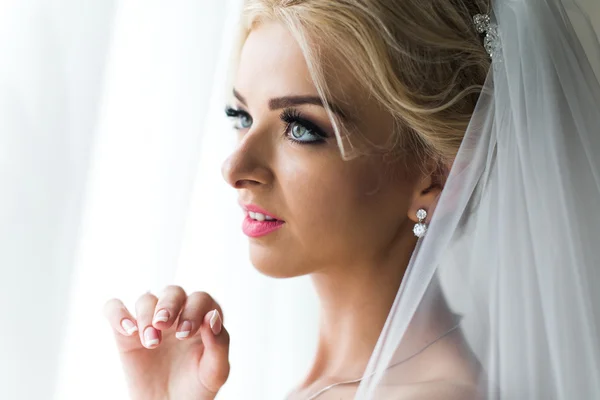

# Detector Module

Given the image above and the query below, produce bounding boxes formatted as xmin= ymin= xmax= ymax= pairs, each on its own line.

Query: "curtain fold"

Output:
xmin=0 ymin=2 xmax=117 ymax=399
xmin=2 ymin=1 xmax=320 ymax=399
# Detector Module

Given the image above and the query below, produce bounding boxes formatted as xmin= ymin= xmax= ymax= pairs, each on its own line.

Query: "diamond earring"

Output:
xmin=413 ymin=208 xmax=428 ymax=238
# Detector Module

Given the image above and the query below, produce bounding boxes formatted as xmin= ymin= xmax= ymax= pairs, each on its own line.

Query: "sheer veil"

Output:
xmin=357 ymin=0 xmax=600 ymax=398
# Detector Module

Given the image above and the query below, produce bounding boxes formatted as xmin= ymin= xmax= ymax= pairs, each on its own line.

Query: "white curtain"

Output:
xmin=0 ymin=1 xmax=319 ymax=399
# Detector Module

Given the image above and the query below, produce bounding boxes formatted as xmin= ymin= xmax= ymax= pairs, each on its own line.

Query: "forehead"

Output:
xmin=235 ymin=20 xmax=395 ymax=149
xmin=235 ymin=22 xmax=317 ymax=101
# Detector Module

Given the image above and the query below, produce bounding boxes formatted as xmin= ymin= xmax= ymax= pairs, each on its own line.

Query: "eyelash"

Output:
xmin=225 ymin=107 xmax=252 ymax=129
xmin=224 ymin=106 xmax=328 ymax=145
xmin=280 ymin=109 xmax=328 ymax=144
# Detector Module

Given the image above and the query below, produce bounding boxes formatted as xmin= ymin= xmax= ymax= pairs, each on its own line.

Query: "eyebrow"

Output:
xmin=233 ymin=88 xmax=349 ymax=121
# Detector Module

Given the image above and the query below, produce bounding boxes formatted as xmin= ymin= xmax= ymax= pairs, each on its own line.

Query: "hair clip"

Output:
xmin=473 ymin=13 xmax=501 ymax=58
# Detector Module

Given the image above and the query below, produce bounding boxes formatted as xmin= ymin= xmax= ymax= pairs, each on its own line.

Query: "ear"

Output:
xmin=407 ymin=165 xmax=446 ymax=224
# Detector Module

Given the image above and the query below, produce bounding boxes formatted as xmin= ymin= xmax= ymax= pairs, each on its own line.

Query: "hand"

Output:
xmin=103 ymin=286 xmax=231 ymax=400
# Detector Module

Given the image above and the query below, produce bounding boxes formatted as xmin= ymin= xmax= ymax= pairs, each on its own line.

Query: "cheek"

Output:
xmin=278 ymin=154 xmax=374 ymax=218
xmin=280 ymin=156 xmax=408 ymax=258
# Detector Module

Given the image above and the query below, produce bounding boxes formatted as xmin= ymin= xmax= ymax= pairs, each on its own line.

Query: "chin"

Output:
xmin=248 ymin=242 xmax=306 ymax=279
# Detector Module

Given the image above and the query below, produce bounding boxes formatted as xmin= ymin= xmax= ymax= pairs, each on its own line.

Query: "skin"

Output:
xmin=103 ymin=19 xmax=479 ymax=400
xmin=222 ymin=22 xmax=479 ymax=399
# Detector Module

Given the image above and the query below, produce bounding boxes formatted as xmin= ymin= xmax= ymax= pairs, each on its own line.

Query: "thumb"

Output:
xmin=199 ymin=309 xmax=231 ymax=391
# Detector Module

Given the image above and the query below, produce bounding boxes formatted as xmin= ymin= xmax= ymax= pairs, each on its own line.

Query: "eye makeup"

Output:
xmin=224 ymin=105 xmax=330 ymax=145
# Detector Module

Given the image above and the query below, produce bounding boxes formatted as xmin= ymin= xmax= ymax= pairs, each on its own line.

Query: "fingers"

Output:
xmin=104 ymin=288 xmax=227 ymax=353
xmin=174 ymin=291 xmax=222 ymax=340
xmin=103 ymin=298 xmax=139 ymax=337
xmin=135 ymin=292 xmax=161 ymax=348
xmin=201 ymin=308 xmax=230 ymax=353
xmin=152 ymin=285 xmax=187 ymax=330
xmin=199 ymin=309 xmax=231 ymax=391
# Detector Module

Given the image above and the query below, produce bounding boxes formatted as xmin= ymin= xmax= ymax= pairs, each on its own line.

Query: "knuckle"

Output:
xmin=134 ymin=297 xmax=144 ymax=309
xmin=190 ymin=291 xmax=222 ymax=312
xmin=182 ymin=292 xmax=224 ymax=321
xmin=103 ymin=298 xmax=123 ymax=317
xmin=157 ymin=286 xmax=186 ymax=308
xmin=162 ymin=285 xmax=186 ymax=296
xmin=189 ymin=291 xmax=213 ymax=304
xmin=135 ymin=292 xmax=157 ymax=308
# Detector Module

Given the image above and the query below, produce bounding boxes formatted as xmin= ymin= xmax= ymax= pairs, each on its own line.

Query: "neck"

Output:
xmin=304 ymin=229 xmax=417 ymax=383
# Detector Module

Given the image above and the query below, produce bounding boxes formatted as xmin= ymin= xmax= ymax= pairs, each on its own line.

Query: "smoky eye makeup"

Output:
xmin=224 ymin=106 xmax=253 ymax=129
xmin=225 ymin=104 xmax=333 ymax=146
xmin=279 ymin=108 xmax=330 ymax=145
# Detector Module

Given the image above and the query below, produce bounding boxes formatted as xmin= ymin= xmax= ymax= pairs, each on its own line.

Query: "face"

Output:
xmin=221 ymin=22 xmax=419 ymax=278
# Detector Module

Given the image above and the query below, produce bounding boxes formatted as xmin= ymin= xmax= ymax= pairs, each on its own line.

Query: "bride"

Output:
xmin=104 ymin=0 xmax=600 ymax=398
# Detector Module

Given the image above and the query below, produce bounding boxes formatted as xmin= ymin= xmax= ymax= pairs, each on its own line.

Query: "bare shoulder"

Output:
xmin=394 ymin=380 xmax=482 ymax=400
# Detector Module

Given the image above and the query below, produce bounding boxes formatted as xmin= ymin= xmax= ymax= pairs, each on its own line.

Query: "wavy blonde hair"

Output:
xmin=233 ymin=0 xmax=491 ymax=169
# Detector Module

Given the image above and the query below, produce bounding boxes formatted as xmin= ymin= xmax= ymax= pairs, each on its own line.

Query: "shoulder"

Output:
xmin=393 ymin=380 xmax=483 ymax=400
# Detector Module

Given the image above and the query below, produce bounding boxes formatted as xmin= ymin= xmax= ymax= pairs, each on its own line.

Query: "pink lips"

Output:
xmin=240 ymin=204 xmax=285 ymax=238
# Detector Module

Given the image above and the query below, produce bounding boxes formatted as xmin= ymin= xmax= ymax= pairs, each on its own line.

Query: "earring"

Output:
xmin=413 ymin=208 xmax=428 ymax=238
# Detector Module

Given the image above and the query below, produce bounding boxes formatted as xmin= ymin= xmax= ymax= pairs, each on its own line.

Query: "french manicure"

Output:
xmin=209 ymin=309 xmax=222 ymax=336
xmin=153 ymin=309 xmax=170 ymax=324
xmin=121 ymin=319 xmax=138 ymax=335
xmin=144 ymin=327 xmax=159 ymax=347
xmin=176 ymin=320 xmax=191 ymax=339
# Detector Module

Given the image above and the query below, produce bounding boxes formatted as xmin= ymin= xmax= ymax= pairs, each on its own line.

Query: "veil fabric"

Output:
xmin=357 ymin=0 xmax=600 ymax=398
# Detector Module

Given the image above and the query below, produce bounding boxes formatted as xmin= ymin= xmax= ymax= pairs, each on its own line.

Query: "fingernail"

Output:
xmin=121 ymin=319 xmax=138 ymax=335
xmin=144 ymin=327 xmax=159 ymax=347
xmin=153 ymin=309 xmax=170 ymax=324
xmin=209 ymin=309 xmax=222 ymax=336
xmin=176 ymin=320 xmax=191 ymax=339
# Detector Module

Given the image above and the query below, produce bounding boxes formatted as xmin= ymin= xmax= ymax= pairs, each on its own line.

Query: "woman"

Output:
xmin=103 ymin=0 xmax=600 ymax=399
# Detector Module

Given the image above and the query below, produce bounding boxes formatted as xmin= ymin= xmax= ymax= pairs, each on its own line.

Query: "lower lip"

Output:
xmin=242 ymin=215 xmax=285 ymax=238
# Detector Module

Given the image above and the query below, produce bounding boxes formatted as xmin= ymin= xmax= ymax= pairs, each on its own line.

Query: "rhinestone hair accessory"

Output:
xmin=413 ymin=209 xmax=428 ymax=238
xmin=473 ymin=13 xmax=501 ymax=58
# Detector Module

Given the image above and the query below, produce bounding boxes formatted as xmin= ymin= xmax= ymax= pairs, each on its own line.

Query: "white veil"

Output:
xmin=357 ymin=0 xmax=600 ymax=398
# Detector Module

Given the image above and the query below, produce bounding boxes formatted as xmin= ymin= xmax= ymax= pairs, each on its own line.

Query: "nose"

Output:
xmin=221 ymin=131 xmax=274 ymax=190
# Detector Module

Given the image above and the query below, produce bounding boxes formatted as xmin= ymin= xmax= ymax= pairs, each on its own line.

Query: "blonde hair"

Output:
xmin=234 ymin=0 xmax=491 ymax=169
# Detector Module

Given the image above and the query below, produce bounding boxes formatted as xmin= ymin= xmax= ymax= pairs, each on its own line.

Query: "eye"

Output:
xmin=280 ymin=109 xmax=328 ymax=144
xmin=289 ymin=122 xmax=321 ymax=142
xmin=225 ymin=106 xmax=253 ymax=129
xmin=238 ymin=113 xmax=253 ymax=129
